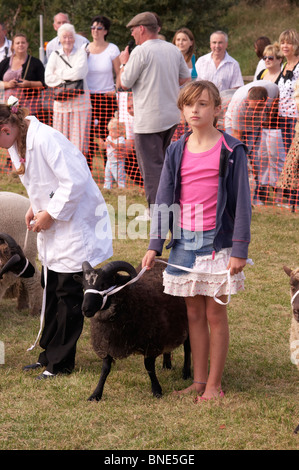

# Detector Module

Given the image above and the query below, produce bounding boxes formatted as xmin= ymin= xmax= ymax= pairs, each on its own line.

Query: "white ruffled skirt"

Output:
xmin=163 ymin=248 xmax=245 ymax=298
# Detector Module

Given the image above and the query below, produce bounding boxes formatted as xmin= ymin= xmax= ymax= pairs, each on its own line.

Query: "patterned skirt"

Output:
xmin=276 ymin=121 xmax=299 ymax=191
xmin=163 ymin=248 xmax=245 ymax=298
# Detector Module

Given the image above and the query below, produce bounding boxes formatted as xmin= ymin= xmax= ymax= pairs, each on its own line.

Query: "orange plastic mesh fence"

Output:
xmin=0 ymin=90 xmax=298 ymax=211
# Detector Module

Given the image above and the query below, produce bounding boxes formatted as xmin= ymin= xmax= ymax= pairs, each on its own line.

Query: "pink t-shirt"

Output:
xmin=180 ymin=136 xmax=222 ymax=231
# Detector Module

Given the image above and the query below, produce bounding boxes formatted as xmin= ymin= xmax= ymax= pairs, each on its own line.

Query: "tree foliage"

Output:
xmin=0 ymin=0 xmax=236 ymax=58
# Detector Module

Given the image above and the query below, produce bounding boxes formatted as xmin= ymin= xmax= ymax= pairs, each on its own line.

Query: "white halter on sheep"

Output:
xmin=84 ymin=266 xmax=148 ymax=309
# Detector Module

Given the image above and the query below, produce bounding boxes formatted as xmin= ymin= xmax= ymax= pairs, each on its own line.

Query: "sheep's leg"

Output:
xmin=182 ymin=336 xmax=191 ymax=380
xmin=144 ymin=356 xmax=162 ymax=398
xmin=162 ymin=353 xmax=172 ymax=369
xmin=88 ymin=355 xmax=113 ymax=402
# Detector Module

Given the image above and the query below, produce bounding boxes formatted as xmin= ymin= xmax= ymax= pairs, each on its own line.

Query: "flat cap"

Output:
xmin=126 ymin=12 xmax=158 ymax=29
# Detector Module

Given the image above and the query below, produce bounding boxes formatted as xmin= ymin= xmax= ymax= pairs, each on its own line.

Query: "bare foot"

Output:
xmin=173 ymin=381 xmax=206 ymax=396
xmin=196 ymin=389 xmax=225 ymax=401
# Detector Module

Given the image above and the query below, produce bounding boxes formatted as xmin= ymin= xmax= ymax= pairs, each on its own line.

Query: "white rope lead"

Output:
xmin=156 ymin=258 xmax=254 ymax=305
xmin=27 ymin=266 xmax=47 ymax=351
xmin=291 ymin=289 xmax=299 ymax=306
xmin=27 ymin=233 xmax=47 ymax=352
xmin=83 ymin=259 xmax=254 ymax=308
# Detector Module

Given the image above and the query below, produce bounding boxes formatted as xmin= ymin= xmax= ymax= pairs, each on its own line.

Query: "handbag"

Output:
xmin=53 ymin=51 xmax=84 ymax=101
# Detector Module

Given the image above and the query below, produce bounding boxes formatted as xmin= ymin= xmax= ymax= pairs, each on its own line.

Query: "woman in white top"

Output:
xmin=45 ymin=23 xmax=91 ymax=162
xmin=277 ymin=29 xmax=299 ymax=151
xmin=85 ymin=15 xmax=121 ymax=166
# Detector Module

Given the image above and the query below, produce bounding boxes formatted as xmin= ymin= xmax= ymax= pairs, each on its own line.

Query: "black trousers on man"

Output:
xmin=37 ymin=268 xmax=84 ymax=375
xmin=134 ymin=125 xmax=177 ymax=208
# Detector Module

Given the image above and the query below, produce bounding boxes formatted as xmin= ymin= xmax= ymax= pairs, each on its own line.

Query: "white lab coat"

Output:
xmin=8 ymin=116 xmax=113 ymax=272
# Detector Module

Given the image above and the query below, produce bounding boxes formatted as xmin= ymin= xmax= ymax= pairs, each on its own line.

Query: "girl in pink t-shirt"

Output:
xmin=142 ymin=81 xmax=251 ymax=402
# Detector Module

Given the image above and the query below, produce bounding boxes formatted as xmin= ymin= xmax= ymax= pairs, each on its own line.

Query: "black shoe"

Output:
xmin=36 ymin=372 xmax=56 ymax=380
xmin=23 ymin=362 xmax=42 ymax=371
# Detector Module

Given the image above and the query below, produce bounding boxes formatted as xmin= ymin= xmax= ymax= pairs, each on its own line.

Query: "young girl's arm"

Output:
xmin=25 ymin=206 xmax=34 ymax=228
xmin=142 ymin=250 xmax=157 ymax=269
xmin=227 ymin=256 xmax=247 ymax=275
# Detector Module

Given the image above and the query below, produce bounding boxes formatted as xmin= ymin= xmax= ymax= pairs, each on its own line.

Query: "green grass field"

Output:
xmin=0 ymin=172 xmax=298 ymax=450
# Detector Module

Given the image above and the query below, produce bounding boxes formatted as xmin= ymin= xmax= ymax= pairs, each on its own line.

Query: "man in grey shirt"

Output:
xmin=120 ymin=12 xmax=190 ymax=220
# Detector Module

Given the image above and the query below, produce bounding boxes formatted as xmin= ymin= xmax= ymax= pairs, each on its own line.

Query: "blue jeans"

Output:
xmin=166 ymin=228 xmax=215 ymax=276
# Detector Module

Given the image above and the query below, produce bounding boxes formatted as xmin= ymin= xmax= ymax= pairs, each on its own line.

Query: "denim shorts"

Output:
xmin=166 ymin=227 xmax=215 ymax=276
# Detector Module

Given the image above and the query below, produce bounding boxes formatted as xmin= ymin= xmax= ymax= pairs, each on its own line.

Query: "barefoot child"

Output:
xmin=0 ymin=96 xmax=113 ymax=379
xmin=142 ymin=81 xmax=251 ymax=401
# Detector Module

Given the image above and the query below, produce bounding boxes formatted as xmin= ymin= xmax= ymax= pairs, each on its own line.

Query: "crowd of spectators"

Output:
xmin=0 ymin=12 xmax=298 ymax=210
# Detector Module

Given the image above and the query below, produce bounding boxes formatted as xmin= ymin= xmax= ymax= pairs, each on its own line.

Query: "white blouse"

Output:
xmin=86 ymin=42 xmax=120 ymax=93
xmin=45 ymin=46 xmax=91 ymax=112
xmin=277 ymin=63 xmax=299 ymax=118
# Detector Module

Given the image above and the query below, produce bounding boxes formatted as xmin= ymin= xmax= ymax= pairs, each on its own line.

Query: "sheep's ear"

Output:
xmin=283 ymin=266 xmax=292 ymax=277
xmin=82 ymin=261 xmax=93 ymax=272
xmin=73 ymin=274 xmax=83 ymax=285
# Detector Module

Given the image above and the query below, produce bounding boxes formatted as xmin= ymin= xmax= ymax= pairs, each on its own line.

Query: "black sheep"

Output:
xmin=76 ymin=259 xmax=190 ymax=401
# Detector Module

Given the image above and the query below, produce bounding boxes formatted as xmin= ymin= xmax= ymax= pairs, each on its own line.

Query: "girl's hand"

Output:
xmin=25 ymin=206 xmax=34 ymax=229
xmin=142 ymin=250 xmax=157 ymax=270
xmin=227 ymin=256 xmax=247 ymax=275
xmin=31 ymin=211 xmax=54 ymax=233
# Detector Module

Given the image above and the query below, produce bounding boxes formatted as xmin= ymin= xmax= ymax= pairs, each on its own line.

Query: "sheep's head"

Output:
xmin=0 ymin=233 xmax=35 ymax=279
xmin=283 ymin=266 xmax=299 ymax=322
xmin=76 ymin=261 xmax=137 ymax=318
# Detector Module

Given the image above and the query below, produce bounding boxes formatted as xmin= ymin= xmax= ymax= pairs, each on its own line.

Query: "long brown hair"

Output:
xmin=0 ymin=103 xmax=29 ymax=175
xmin=172 ymin=28 xmax=195 ymax=64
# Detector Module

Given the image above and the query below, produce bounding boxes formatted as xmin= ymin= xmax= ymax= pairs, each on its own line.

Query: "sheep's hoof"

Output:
xmin=153 ymin=389 xmax=162 ymax=399
xmin=87 ymin=394 xmax=102 ymax=402
xmin=294 ymin=424 xmax=299 ymax=434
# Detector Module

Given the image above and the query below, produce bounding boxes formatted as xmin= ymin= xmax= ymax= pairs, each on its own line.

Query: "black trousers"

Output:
xmin=134 ymin=125 xmax=177 ymax=207
xmin=38 ymin=268 xmax=84 ymax=375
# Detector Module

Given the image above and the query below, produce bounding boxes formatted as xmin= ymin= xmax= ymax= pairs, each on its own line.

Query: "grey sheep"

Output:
xmin=76 ymin=259 xmax=191 ymax=401
xmin=0 ymin=191 xmax=42 ymax=316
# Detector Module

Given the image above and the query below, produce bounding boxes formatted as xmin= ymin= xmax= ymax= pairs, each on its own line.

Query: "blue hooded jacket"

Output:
xmin=148 ymin=131 xmax=252 ymax=259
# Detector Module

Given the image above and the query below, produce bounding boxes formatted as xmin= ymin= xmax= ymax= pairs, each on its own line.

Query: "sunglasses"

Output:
xmin=91 ymin=26 xmax=104 ymax=31
xmin=263 ymin=56 xmax=275 ymax=61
